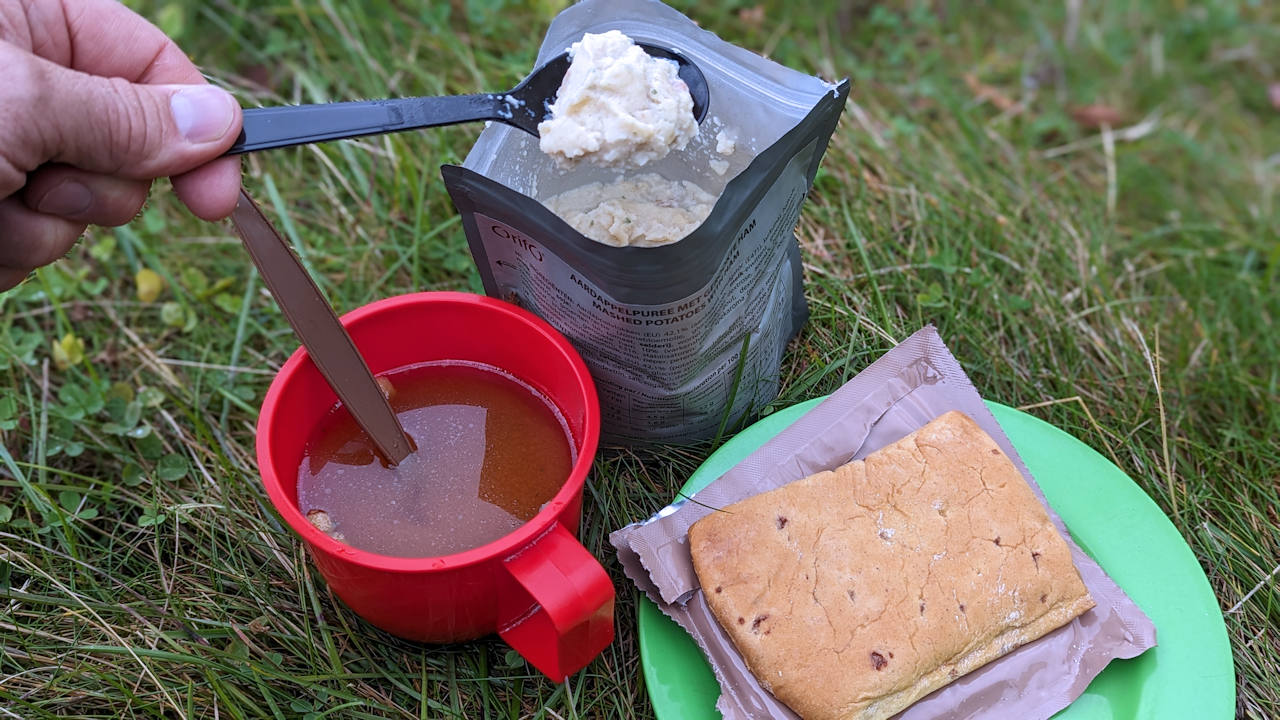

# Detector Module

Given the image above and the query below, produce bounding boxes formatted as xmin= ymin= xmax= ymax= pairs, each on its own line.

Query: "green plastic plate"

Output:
xmin=638 ymin=400 xmax=1234 ymax=719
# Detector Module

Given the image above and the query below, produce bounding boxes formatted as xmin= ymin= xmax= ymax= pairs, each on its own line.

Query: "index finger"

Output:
xmin=54 ymin=0 xmax=206 ymax=84
xmin=59 ymin=0 xmax=243 ymax=219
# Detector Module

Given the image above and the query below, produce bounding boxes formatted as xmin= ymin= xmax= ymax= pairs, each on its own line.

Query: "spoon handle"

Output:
xmin=227 ymin=94 xmax=512 ymax=154
xmin=230 ymin=190 xmax=413 ymax=465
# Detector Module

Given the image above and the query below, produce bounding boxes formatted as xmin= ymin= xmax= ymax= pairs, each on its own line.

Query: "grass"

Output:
xmin=0 ymin=0 xmax=1276 ymax=717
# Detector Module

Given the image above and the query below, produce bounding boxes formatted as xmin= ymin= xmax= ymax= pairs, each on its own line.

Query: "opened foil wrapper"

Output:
xmin=610 ymin=327 xmax=1156 ymax=719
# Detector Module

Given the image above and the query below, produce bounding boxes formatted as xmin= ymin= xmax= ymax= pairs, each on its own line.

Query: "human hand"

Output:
xmin=0 ymin=0 xmax=244 ymax=291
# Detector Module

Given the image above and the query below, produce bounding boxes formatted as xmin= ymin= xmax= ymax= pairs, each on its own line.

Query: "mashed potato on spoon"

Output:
xmin=538 ymin=30 xmax=698 ymax=169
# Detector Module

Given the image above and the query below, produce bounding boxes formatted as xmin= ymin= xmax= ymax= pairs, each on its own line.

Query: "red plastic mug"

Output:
xmin=256 ymin=292 xmax=613 ymax=681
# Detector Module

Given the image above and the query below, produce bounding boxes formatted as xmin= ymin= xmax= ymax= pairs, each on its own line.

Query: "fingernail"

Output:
xmin=35 ymin=181 xmax=93 ymax=217
xmin=170 ymin=86 xmax=237 ymax=143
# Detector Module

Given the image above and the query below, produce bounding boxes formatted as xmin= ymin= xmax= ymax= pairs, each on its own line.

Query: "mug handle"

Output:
xmin=499 ymin=522 xmax=615 ymax=681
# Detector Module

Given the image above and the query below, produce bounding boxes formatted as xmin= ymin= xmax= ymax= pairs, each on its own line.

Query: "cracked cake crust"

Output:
xmin=688 ymin=411 xmax=1096 ymax=720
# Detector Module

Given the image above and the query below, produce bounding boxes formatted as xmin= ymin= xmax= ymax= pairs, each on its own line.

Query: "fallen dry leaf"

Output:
xmin=861 ymin=168 xmax=886 ymax=196
xmin=135 ymin=268 xmax=165 ymax=303
xmin=963 ymin=73 xmax=1018 ymax=112
xmin=738 ymin=4 xmax=765 ymax=28
xmin=237 ymin=62 xmax=276 ymax=92
xmin=1071 ymin=104 xmax=1125 ymax=129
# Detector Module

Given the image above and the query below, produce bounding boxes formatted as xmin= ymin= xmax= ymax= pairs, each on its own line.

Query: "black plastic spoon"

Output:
xmin=226 ymin=44 xmax=709 ymax=154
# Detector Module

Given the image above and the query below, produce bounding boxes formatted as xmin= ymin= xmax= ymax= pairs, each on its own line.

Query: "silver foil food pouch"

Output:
xmin=610 ymin=327 xmax=1157 ymax=719
xmin=442 ymin=0 xmax=850 ymax=444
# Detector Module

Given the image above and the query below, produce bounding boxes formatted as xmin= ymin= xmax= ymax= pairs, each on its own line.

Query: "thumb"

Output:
xmin=36 ymin=58 xmax=242 ymax=180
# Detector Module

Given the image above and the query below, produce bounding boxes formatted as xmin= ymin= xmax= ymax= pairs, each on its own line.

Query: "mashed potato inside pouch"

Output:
xmin=544 ymin=173 xmax=716 ymax=247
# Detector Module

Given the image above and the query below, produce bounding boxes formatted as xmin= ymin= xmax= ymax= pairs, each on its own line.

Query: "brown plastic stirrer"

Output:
xmin=230 ymin=190 xmax=413 ymax=464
